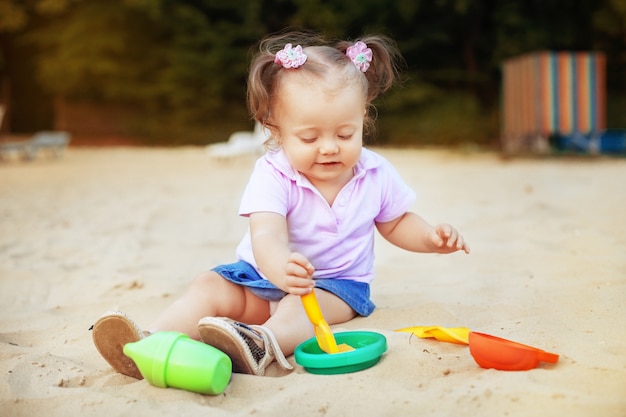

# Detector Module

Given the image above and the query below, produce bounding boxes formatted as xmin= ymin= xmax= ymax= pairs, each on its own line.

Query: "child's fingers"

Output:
xmin=433 ymin=224 xmax=470 ymax=253
xmin=446 ymin=229 xmax=458 ymax=248
xmin=285 ymin=262 xmax=312 ymax=281
xmin=432 ymin=224 xmax=452 ymax=247
xmin=436 ymin=223 xmax=447 ymax=236
xmin=457 ymin=244 xmax=470 ymax=254
xmin=288 ymin=252 xmax=315 ymax=276
xmin=448 ymin=232 xmax=470 ymax=254
xmin=288 ymin=276 xmax=315 ymax=292
xmin=450 ymin=232 xmax=465 ymax=250
xmin=430 ymin=229 xmax=444 ymax=247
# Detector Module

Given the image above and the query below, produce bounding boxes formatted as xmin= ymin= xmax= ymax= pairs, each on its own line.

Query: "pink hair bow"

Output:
xmin=275 ymin=44 xmax=307 ymax=69
xmin=346 ymin=41 xmax=372 ymax=72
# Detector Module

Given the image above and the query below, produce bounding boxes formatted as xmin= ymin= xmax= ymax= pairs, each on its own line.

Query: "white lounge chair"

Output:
xmin=0 ymin=130 xmax=71 ymax=160
xmin=0 ymin=105 xmax=72 ymax=160
xmin=206 ymin=122 xmax=270 ymax=158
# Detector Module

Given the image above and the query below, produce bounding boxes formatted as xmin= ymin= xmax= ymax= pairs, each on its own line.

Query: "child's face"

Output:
xmin=272 ymin=75 xmax=365 ymax=189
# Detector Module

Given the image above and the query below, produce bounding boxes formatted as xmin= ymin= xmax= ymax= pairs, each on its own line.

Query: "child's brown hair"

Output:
xmin=247 ymin=30 xmax=403 ymax=144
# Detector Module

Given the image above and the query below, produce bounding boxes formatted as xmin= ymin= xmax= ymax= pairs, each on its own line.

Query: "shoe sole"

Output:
xmin=92 ymin=312 xmax=144 ymax=379
xmin=197 ymin=318 xmax=258 ymax=375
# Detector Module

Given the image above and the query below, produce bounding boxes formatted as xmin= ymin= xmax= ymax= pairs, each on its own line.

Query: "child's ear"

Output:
xmin=265 ymin=123 xmax=281 ymax=141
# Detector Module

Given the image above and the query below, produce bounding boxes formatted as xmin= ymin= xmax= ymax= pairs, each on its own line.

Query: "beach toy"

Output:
xmin=301 ymin=292 xmax=354 ymax=354
xmin=395 ymin=325 xmax=470 ymax=344
xmin=297 ymin=293 xmax=387 ymax=374
xmin=295 ymin=331 xmax=387 ymax=374
xmin=468 ymin=332 xmax=559 ymax=371
xmin=123 ymin=331 xmax=232 ymax=395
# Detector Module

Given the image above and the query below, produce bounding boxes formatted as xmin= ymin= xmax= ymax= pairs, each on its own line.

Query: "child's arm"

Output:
xmin=376 ymin=212 xmax=470 ymax=254
xmin=248 ymin=211 xmax=315 ymax=294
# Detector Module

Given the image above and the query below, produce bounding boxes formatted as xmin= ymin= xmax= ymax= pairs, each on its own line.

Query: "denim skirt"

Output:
xmin=212 ymin=260 xmax=375 ymax=317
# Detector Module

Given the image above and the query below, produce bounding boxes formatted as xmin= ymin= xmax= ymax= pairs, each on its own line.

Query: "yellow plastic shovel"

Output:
xmin=395 ymin=325 xmax=471 ymax=345
xmin=301 ymin=291 xmax=354 ymax=354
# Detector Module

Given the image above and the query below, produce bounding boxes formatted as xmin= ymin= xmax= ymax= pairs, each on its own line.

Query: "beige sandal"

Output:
xmin=197 ymin=317 xmax=293 ymax=376
xmin=91 ymin=311 xmax=146 ymax=379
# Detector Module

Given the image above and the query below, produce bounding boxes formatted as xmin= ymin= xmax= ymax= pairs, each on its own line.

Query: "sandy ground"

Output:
xmin=0 ymin=146 xmax=624 ymax=417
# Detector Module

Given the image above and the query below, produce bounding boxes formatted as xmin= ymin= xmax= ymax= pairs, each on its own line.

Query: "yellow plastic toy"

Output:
xmin=395 ymin=326 xmax=560 ymax=371
xmin=395 ymin=326 xmax=471 ymax=345
xmin=301 ymin=292 xmax=354 ymax=354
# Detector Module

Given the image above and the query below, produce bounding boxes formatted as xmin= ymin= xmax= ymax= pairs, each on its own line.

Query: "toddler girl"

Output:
xmin=92 ymin=31 xmax=469 ymax=377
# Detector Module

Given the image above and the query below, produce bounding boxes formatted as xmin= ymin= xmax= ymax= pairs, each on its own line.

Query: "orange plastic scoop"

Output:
xmin=395 ymin=326 xmax=470 ymax=345
xmin=301 ymin=292 xmax=354 ymax=354
xmin=469 ymin=332 xmax=559 ymax=371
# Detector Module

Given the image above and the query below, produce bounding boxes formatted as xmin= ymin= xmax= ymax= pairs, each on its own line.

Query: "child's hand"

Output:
xmin=281 ymin=252 xmax=315 ymax=295
xmin=430 ymin=223 xmax=470 ymax=254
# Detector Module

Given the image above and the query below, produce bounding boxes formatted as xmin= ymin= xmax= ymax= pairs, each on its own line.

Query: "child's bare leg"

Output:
xmin=263 ymin=289 xmax=357 ymax=356
xmin=148 ymin=271 xmax=271 ymax=339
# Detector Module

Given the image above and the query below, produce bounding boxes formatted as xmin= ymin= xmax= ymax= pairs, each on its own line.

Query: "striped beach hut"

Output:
xmin=501 ymin=51 xmax=606 ymax=154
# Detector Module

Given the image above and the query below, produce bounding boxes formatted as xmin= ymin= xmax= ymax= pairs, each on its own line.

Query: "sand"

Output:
xmin=0 ymin=146 xmax=624 ymax=417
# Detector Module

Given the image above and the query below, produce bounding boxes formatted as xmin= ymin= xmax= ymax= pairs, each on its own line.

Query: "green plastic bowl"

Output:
xmin=294 ymin=331 xmax=387 ymax=375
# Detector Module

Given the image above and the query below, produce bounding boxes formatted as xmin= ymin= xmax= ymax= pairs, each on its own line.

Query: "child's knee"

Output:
xmin=189 ymin=271 xmax=224 ymax=291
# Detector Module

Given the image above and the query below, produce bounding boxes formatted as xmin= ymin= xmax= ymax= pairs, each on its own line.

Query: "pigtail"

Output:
xmin=247 ymin=53 xmax=278 ymax=125
xmin=336 ymin=35 xmax=404 ymax=102
xmin=247 ymin=30 xmax=327 ymax=125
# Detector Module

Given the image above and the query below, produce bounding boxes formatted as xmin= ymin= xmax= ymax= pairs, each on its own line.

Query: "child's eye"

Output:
xmin=338 ymin=134 xmax=353 ymax=140
xmin=300 ymin=137 xmax=317 ymax=143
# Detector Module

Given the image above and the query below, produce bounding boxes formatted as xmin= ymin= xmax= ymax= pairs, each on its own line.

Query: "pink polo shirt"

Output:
xmin=235 ymin=147 xmax=416 ymax=284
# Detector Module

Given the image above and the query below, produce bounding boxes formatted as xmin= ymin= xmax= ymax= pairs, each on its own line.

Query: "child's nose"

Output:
xmin=319 ymin=137 xmax=339 ymax=154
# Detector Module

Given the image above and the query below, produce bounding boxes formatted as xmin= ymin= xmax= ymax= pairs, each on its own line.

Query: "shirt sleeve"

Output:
xmin=238 ymin=156 xmax=289 ymax=217
xmin=374 ymin=157 xmax=417 ymax=223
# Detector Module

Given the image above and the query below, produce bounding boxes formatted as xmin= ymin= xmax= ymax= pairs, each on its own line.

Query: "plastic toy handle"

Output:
xmin=300 ymin=292 xmax=354 ymax=354
xmin=301 ymin=292 xmax=324 ymax=325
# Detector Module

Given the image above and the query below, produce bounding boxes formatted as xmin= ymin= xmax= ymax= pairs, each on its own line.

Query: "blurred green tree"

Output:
xmin=26 ymin=0 xmax=270 ymax=141
xmin=0 ymin=0 xmax=623 ymax=145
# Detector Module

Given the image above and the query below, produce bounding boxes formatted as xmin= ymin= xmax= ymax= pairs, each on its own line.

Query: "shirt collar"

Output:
xmin=264 ymin=147 xmax=382 ymax=183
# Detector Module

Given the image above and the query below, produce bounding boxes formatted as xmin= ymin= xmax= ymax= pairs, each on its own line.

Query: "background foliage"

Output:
xmin=1 ymin=0 xmax=624 ymax=146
